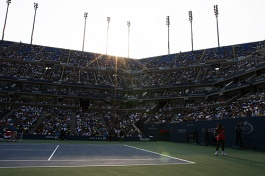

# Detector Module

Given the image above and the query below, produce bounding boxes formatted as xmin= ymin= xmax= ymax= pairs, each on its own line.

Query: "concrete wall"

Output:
xmin=144 ymin=116 xmax=265 ymax=150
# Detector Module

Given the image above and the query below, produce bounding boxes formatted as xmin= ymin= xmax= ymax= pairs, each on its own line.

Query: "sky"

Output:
xmin=0 ymin=0 xmax=264 ymax=59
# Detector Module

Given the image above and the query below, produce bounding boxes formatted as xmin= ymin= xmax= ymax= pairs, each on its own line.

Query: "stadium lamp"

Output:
xmin=30 ymin=2 xmax=39 ymax=44
xmin=84 ymin=12 xmax=88 ymax=18
xmin=189 ymin=11 xmax=194 ymax=51
xmin=166 ymin=16 xmax=170 ymax=55
xmin=34 ymin=2 xmax=38 ymax=9
xmin=1 ymin=0 xmax=12 ymax=40
xmin=82 ymin=12 xmax=88 ymax=52
xmin=214 ymin=5 xmax=220 ymax=47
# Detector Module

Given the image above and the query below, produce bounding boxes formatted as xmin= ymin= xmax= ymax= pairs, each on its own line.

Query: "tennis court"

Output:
xmin=0 ymin=143 xmax=194 ymax=168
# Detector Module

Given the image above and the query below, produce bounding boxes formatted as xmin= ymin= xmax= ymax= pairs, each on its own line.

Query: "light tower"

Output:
xmin=1 ymin=0 xmax=11 ymax=41
xmin=82 ymin=12 xmax=88 ymax=52
xmin=30 ymin=2 xmax=38 ymax=44
xmin=127 ymin=21 xmax=130 ymax=59
xmin=106 ymin=17 xmax=110 ymax=56
xmin=189 ymin=11 xmax=194 ymax=51
xmin=214 ymin=5 xmax=220 ymax=47
xmin=166 ymin=16 xmax=170 ymax=55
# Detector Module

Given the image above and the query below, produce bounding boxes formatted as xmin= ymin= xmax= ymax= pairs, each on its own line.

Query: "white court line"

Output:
xmin=124 ymin=144 xmax=195 ymax=164
xmin=48 ymin=145 xmax=59 ymax=161
xmin=0 ymin=149 xmax=54 ymax=151
xmin=0 ymin=158 xmax=173 ymax=162
xmin=0 ymin=162 xmax=192 ymax=169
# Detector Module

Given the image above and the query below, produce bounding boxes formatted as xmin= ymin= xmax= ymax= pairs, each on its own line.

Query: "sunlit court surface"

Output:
xmin=0 ymin=143 xmax=194 ymax=168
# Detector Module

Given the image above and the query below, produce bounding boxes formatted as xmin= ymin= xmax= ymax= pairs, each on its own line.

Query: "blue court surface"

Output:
xmin=0 ymin=143 xmax=194 ymax=168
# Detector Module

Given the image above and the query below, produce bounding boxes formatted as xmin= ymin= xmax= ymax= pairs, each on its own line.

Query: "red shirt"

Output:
xmin=216 ymin=127 xmax=225 ymax=141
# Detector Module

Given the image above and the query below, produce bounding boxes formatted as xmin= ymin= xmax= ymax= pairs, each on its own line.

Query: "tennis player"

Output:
xmin=214 ymin=123 xmax=227 ymax=156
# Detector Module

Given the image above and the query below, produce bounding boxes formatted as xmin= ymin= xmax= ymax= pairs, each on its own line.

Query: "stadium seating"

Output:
xmin=0 ymin=39 xmax=264 ymax=138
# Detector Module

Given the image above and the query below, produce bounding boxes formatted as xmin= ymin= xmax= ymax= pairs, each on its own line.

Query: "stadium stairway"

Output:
xmin=132 ymin=122 xmax=141 ymax=134
xmin=69 ymin=111 xmax=76 ymax=136
xmin=0 ymin=109 xmax=13 ymax=121
xmin=30 ymin=110 xmax=47 ymax=134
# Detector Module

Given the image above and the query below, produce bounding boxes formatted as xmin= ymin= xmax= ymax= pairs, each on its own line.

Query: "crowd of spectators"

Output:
xmin=0 ymin=40 xmax=264 ymax=88
xmin=0 ymin=89 xmax=265 ymax=137
xmin=103 ymin=111 xmax=141 ymax=139
xmin=169 ymin=91 xmax=265 ymax=123
xmin=0 ymin=106 xmax=42 ymax=133
xmin=75 ymin=109 xmax=106 ymax=136
xmin=0 ymin=55 xmax=264 ymax=89
xmin=34 ymin=108 xmax=71 ymax=136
